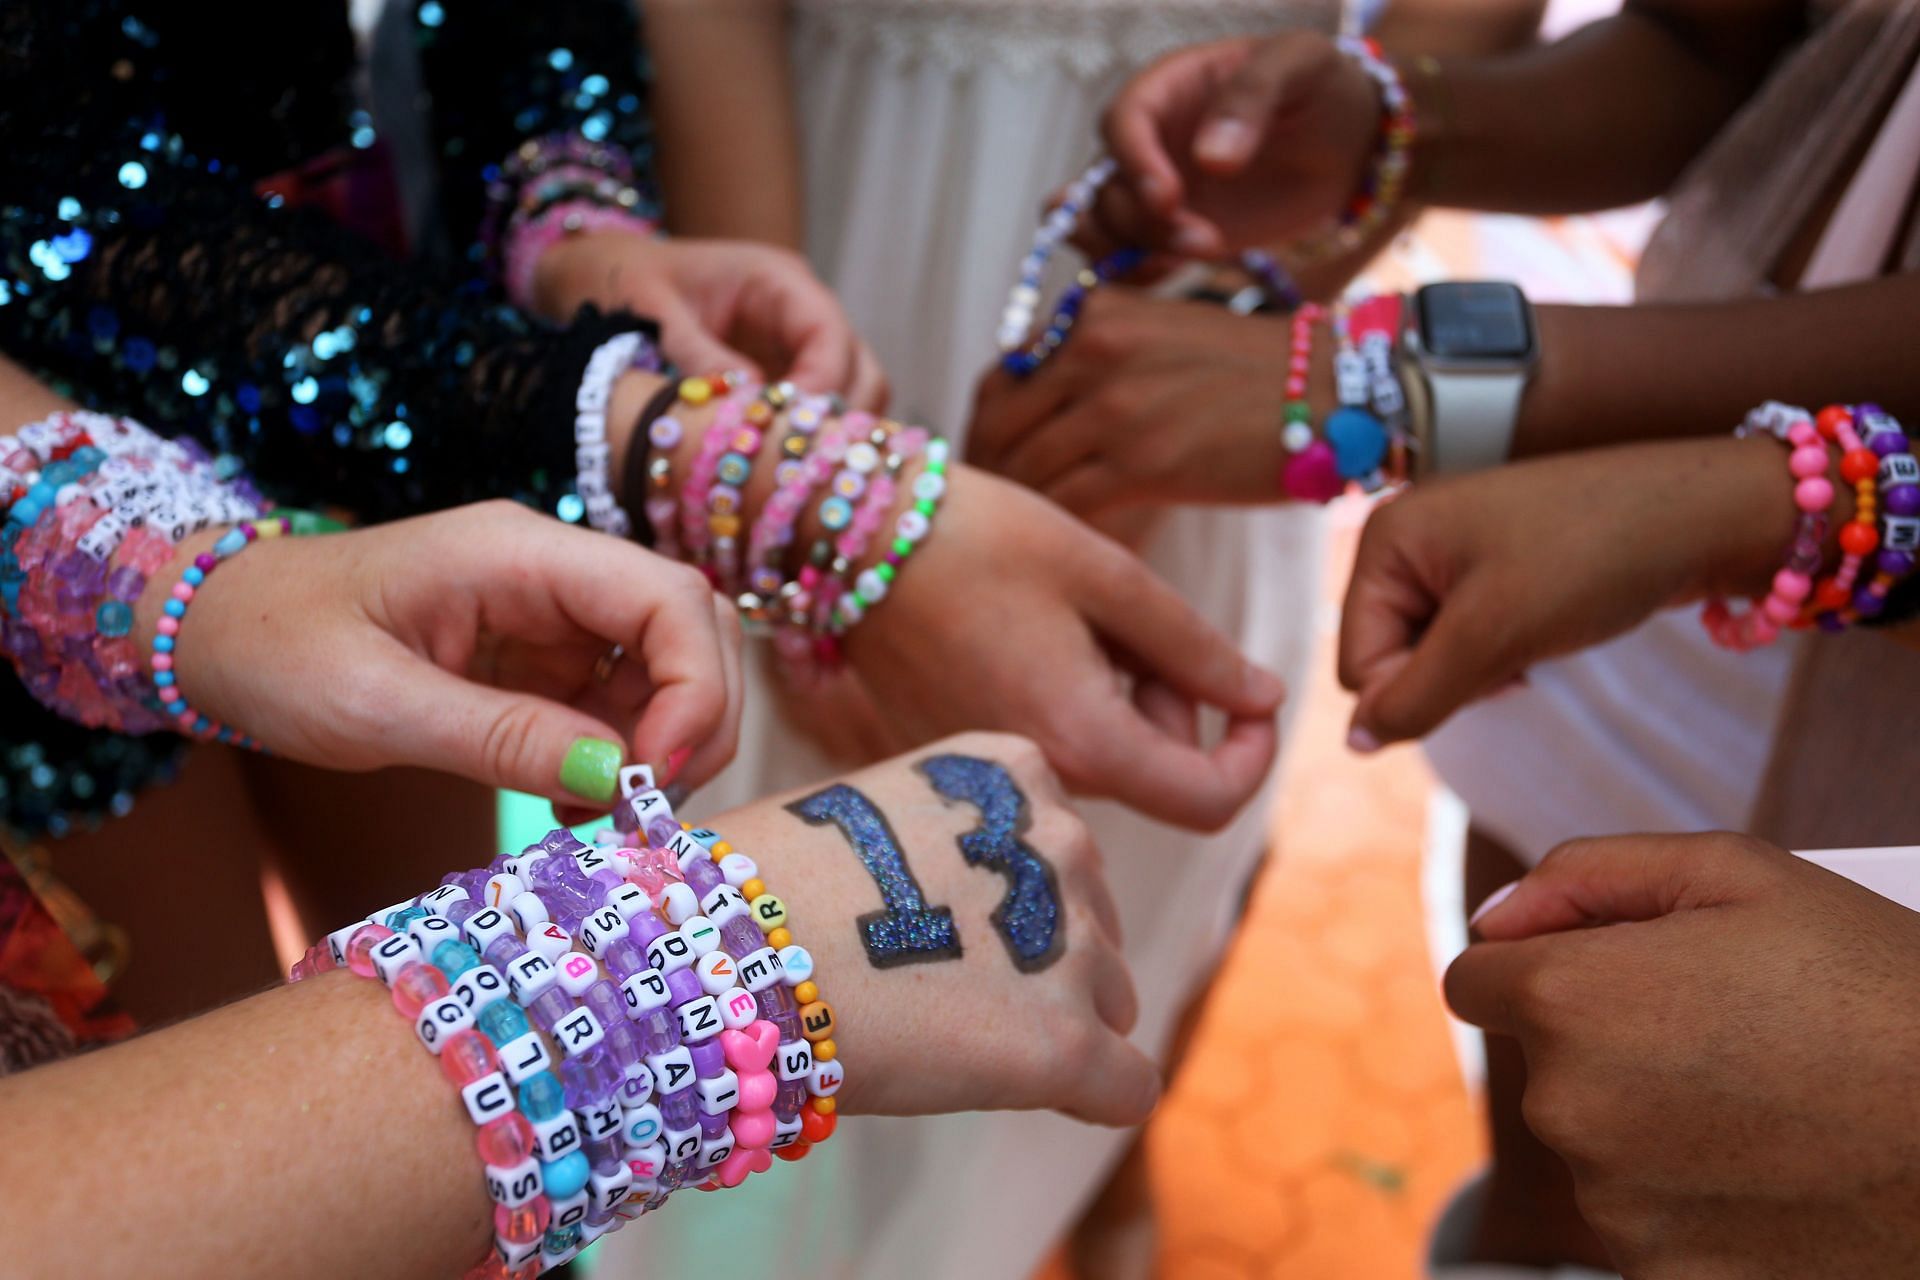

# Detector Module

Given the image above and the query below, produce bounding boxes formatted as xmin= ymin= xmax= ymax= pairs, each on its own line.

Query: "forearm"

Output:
xmin=1410 ymin=2 xmax=1801 ymax=213
xmin=1513 ymin=274 xmax=1920 ymax=458
xmin=644 ymin=0 xmax=804 ymax=246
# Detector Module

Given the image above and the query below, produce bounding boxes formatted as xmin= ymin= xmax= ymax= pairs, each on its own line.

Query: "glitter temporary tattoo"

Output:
xmin=787 ymin=784 xmax=962 ymax=968
xmin=917 ymin=754 xmax=1063 ymax=971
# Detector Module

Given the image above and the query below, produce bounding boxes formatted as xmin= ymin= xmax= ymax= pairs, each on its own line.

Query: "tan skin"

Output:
xmin=0 ymin=735 xmax=1158 ymax=1279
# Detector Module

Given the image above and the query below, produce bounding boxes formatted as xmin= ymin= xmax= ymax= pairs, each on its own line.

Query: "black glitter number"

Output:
xmin=787 ymin=784 xmax=962 ymax=967
xmin=917 ymin=754 xmax=1063 ymax=971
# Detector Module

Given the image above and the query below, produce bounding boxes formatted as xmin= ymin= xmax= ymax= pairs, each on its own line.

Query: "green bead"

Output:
xmin=281 ymin=509 xmax=350 ymax=535
xmin=928 ymin=459 xmax=947 ymax=475
xmin=892 ymin=538 xmax=911 ymax=556
xmin=876 ymin=563 xmax=895 ymax=582
xmin=916 ymin=499 xmax=935 ymax=516
xmin=1284 ymin=401 xmax=1312 ymax=424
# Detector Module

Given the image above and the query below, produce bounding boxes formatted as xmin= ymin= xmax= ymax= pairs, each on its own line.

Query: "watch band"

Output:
xmin=1424 ymin=369 xmax=1527 ymax=475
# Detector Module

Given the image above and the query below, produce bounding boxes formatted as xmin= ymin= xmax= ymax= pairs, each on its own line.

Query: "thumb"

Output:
xmin=1470 ymin=833 xmax=1784 ymax=942
xmin=652 ymin=293 xmax=763 ymax=382
xmin=377 ymin=657 xmax=631 ymax=808
xmin=1192 ymin=36 xmax=1323 ymax=173
xmin=1346 ymin=578 xmax=1517 ymax=750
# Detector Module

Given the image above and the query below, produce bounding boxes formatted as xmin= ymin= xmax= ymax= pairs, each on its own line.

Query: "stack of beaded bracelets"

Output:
xmin=1704 ymin=401 xmax=1920 ymax=649
xmin=291 ymin=764 xmax=841 ymax=1278
xmin=484 ymin=131 xmax=659 ymax=311
xmin=1278 ymin=295 xmax=1412 ymax=503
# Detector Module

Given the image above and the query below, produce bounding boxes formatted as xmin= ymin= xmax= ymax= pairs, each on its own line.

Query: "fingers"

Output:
xmin=1063 ymin=1027 xmax=1161 ymax=1128
xmin=1045 ymin=461 xmax=1127 ymax=518
xmin=964 ymin=363 xmax=1078 ymax=473
xmin=1191 ymin=36 xmax=1317 ymax=175
xmin=776 ymin=283 xmax=863 ymax=399
xmin=845 ymin=341 xmax=891 ymax=414
xmin=654 ymin=292 xmax=763 ymax=382
xmin=998 ymin=401 xmax=1105 ymax=494
xmin=670 ymin=593 xmax=745 ymax=794
xmin=1103 ymin=42 xmax=1257 ymax=217
xmin=1341 ymin=564 xmax=1517 ymax=749
xmin=1471 ymin=833 xmax=1784 ymax=942
xmin=1442 ymin=934 xmax=1562 ymax=1039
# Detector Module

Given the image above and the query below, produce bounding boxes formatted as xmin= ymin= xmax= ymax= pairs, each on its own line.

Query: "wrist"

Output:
xmin=1695 ymin=434 xmax=1843 ymax=602
xmin=530 ymin=226 xmax=659 ymax=324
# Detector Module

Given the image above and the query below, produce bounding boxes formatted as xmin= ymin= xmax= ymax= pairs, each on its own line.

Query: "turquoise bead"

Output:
xmin=95 ymin=600 xmax=133 ymax=637
xmin=477 ymin=1000 xmax=530 ymax=1046
xmin=431 ymin=939 xmax=481 ymax=979
xmin=162 ymin=598 xmax=185 ymax=618
xmin=212 ymin=528 xmax=248 ymax=557
xmin=540 ymin=1150 xmax=591 ymax=1199
xmin=153 ymin=635 xmax=173 ymax=653
xmin=384 ymin=905 xmax=429 ymax=930
xmin=182 ymin=566 xmax=205 ymax=586
xmin=1324 ymin=407 xmax=1389 ymax=480
xmin=518 ymin=1070 xmax=566 ymax=1122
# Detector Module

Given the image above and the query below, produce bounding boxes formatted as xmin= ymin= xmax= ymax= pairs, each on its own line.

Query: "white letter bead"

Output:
xmin=505 ymin=952 xmax=558 ymax=1004
xmin=622 ymin=1101 xmax=664 ymax=1149
xmin=776 ymin=1040 xmax=813 ymax=1082
xmin=618 ymin=1062 xmax=655 ymax=1108
xmin=675 ymin=995 xmax=722 ymax=1042
xmin=530 ymin=1112 xmax=582 ymax=1162
xmin=508 ymin=891 xmax=550 ymax=933
xmin=485 ymin=1156 xmax=544 ymax=1207
xmin=580 ymin=1218 xmax=612 ymax=1249
xmin=498 ymin=1030 xmax=553 ymax=1085
xmin=621 ymin=968 xmax=671 ymax=1014
xmin=369 ymin=933 xmax=424 ymax=986
xmin=777 ymin=945 xmax=814 ymax=986
xmin=718 ymin=989 xmax=759 ymax=1031
xmin=326 ymin=921 xmax=369 ymax=968
xmin=420 ymin=884 xmax=469 ymax=914
xmin=550 ymin=1191 xmax=591 ymax=1233
xmin=617 ymin=762 xmax=656 ymax=795
xmin=646 ymin=932 xmax=695 ymax=975
xmin=580 ymin=1097 xmax=624 ymax=1143
xmin=771 ymin=1113 xmax=804 ymax=1150
xmin=696 ymin=1069 xmax=740 ymax=1114
xmin=407 ymin=914 xmax=458 ymax=951
xmin=415 ymin=995 xmax=475 ymax=1054
xmin=736 ymin=947 xmax=784 ymax=993
xmin=461 ymin=1072 xmax=516 ymax=1125
xmin=809 ymin=1059 xmax=845 ymax=1098
xmin=580 ymin=908 xmax=629 ymax=957
xmin=679 ymin=916 xmax=721 ymax=957
xmin=1887 ymin=515 xmax=1920 ymax=551
xmin=496 ymin=1234 xmax=542 ymax=1268
xmin=645 ymin=1045 xmax=695 ymax=1096
xmin=664 ymin=829 xmax=704 ymax=867
xmin=574 ymin=847 xmax=613 ymax=878
xmin=694 ymin=950 xmax=739 ymax=996
xmin=664 ymin=1124 xmax=703 ymax=1165
xmin=697 ymin=1130 xmax=736 ymax=1169
xmin=589 ymin=1164 xmax=634 ymax=1218
xmin=555 ymin=951 xmax=600 ymax=998
xmin=717 ymin=853 xmax=759 ymax=887
xmin=552 ymin=1006 xmax=606 ymax=1057
xmin=482 ymin=873 xmax=526 ymax=910
xmin=452 ymin=963 xmax=509 ymax=1014
xmin=462 ymin=906 xmax=517 ymax=954
xmin=626 ymin=1140 xmax=667 ymax=1184
xmin=527 ymin=921 xmax=573 ymax=962
xmin=658 ymin=882 xmax=699 ymax=925
xmin=699 ymin=883 xmax=748 ymax=926
xmin=605 ymin=883 xmax=651 ymax=921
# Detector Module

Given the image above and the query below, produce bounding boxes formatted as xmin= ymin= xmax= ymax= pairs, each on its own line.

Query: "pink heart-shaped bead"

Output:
xmin=713 ymin=1145 xmax=775 ymax=1188
xmin=721 ymin=1020 xmax=779 ymax=1071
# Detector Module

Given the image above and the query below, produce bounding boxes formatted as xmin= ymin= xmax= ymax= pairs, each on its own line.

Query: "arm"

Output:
xmin=0 ymin=734 xmax=1153 ymax=1277
xmin=642 ymin=0 xmax=805 ymax=247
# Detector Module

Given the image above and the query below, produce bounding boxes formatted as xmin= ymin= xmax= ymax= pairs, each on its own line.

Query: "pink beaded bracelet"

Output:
xmin=1702 ymin=405 xmax=1831 ymax=650
xmin=505 ymin=200 xmax=660 ymax=314
xmin=150 ymin=516 xmax=293 ymax=747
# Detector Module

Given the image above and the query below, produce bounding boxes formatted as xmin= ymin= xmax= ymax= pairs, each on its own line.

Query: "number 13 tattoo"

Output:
xmin=786 ymin=754 xmax=1063 ymax=972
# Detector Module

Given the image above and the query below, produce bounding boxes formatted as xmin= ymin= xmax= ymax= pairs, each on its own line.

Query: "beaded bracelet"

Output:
xmin=1702 ymin=405 xmax=1831 ymax=651
xmin=1349 ymin=292 xmax=1413 ymax=481
xmin=1323 ymin=302 xmax=1391 ymax=488
xmin=149 ymin=516 xmax=296 ymax=747
xmin=831 ymin=435 xmax=950 ymax=637
xmin=1805 ymin=405 xmax=1879 ymax=622
xmin=676 ymin=378 xmax=753 ymax=578
xmin=572 ymin=332 xmax=662 ymax=539
xmin=1825 ymin=404 xmax=1920 ymax=627
xmin=815 ymin=424 xmax=932 ymax=639
xmin=1278 ymin=305 xmax=1342 ymax=502
xmin=620 ymin=379 xmax=685 ymax=553
xmin=1292 ymin=37 xmax=1414 ymax=263
xmin=742 ymin=393 xmax=837 ymax=633
xmin=709 ymin=384 xmax=790 ymax=596
xmin=507 ymin=202 xmax=661 ymax=316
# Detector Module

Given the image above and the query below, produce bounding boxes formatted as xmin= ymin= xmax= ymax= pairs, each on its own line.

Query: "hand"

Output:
xmin=1447 ymin=833 xmax=1920 ymax=1278
xmin=534 ymin=231 xmax=889 ymax=411
xmin=744 ymin=731 xmax=1157 ymax=1126
xmin=967 ymin=288 xmax=1302 ymax=515
xmin=846 ymin=465 xmax=1286 ymax=831
xmin=155 ymin=501 xmax=743 ymax=809
xmin=1087 ymin=33 xmax=1382 ymax=259
xmin=1338 ymin=437 xmax=1797 ymax=749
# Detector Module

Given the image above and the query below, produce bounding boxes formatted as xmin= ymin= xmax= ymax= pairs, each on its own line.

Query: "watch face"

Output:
xmin=1417 ymin=282 xmax=1532 ymax=361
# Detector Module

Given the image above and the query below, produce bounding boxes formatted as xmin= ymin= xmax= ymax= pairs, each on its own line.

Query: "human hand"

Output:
xmin=968 ymin=288 xmax=1304 ymax=515
xmin=1338 ymin=437 xmax=1797 ymax=749
xmin=737 ymin=731 xmax=1157 ymax=1125
xmin=1086 ymin=33 xmax=1382 ymax=259
xmin=846 ymin=465 xmax=1286 ymax=831
xmin=534 ymin=232 xmax=889 ymax=411
xmin=1447 ymin=832 xmax=1920 ymax=1279
xmin=151 ymin=501 xmax=743 ymax=810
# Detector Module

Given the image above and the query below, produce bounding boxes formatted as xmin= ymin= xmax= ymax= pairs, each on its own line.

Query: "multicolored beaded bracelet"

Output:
xmin=1703 ymin=405 xmax=1830 ymax=651
xmin=1804 ymin=405 xmax=1879 ymax=622
xmin=831 ymin=435 xmax=950 ymax=636
xmin=1823 ymin=404 xmax=1920 ymax=627
xmin=1278 ymin=304 xmax=1343 ymax=503
xmin=150 ymin=516 xmax=294 ymax=748
xmin=1322 ymin=301 xmax=1391 ymax=488
xmin=1292 ymin=36 xmax=1414 ymax=263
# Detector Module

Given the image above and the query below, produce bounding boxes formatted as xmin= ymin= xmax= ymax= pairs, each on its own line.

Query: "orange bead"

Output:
xmin=813 ymin=1038 xmax=836 ymax=1062
xmin=712 ymin=841 xmax=733 ymax=856
xmin=1841 ymin=448 xmax=1880 ymax=483
xmin=814 ymin=1098 xmax=836 ymax=1115
xmin=705 ymin=375 xmax=730 ymax=398
xmin=1815 ymin=580 xmax=1852 ymax=611
xmin=740 ymin=879 xmax=766 ymax=901
xmin=775 ymin=1141 xmax=811 ymax=1162
xmin=1816 ymin=404 xmax=1853 ymax=440
xmin=799 ymin=1000 xmax=836 ymax=1042
xmin=801 ymin=1109 xmax=838 ymax=1144
xmin=792 ymin=981 xmax=818 ymax=1005
xmin=766 ymin=927 xmax=792 ymax=950
xmin=1840 ymin=521 xmax=1881 ymax=557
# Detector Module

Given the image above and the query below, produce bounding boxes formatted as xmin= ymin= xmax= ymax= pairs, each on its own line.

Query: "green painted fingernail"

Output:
xmin=560 ymin=737 xmax=622 ymax=803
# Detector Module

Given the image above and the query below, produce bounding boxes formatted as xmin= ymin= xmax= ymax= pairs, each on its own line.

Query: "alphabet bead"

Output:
xmin=589 ymin=1163 xmax=634 ymax=1218
xmin=679 ymin=916 xmax=722 ymax=957
xmin=497 ymin=1030 xmax=554 ymax=1085
xmin=552 ymin=1006 xmax=606 ymax=1058
xmin=626 ymin=1140 xmax=667 ymax=1185
xmin=462 ymin=1072 xmax=517 ymax=1125
xmin=555 ymin=952 xmax=599 ymax=999
xmin=697 ymin=1069 xmax=740 ymax=1114
xmin=462 ymin=906 xmax=518 ymax=954
xmin=420 ymin=883 xmax=470 ymax=914
xmin=574 ymin=846 xmax=614 ymax=878
xmin=505 ymin=952 xmax=558 ymax=1004
xmin=483 ymin=873 xmax=526 ymax=910
xmin=621 ymin=968 xmax=671 ymax=1015
xmin=694 ymin=951 xmax=738 ymax=996
xmin=736 ymin=947 xmax=784 ymax=993
xmin=486 ymin=1156 xmax=544 ymax=1208
xmin=548 ymin=1187 xmax=591 ymax=1231
xmin=407 ymin=913 xmax=459 ymax=952
xmin=798 ymin=1000 xmax=835 ymax=1042
xmin=605 ymin=883 xmax=650 ymax=921
xmin=416 ymin=995 xmax=476 ymax=1054
xmin=580 ymin=908 xmax=629 ymax=958
xmin=508 ymin=891 xmax=550 ymax=934
xmin=675 ymin=996 xmax=722 ymax=1043
xmin=698 ymin=1129 xmax=736 ymax=1169
xmin=718 ymin=989 xmax=760 ymax=1032
xmin=530 ymin=1112 xmax=582 ymax=1162
xmin=664 ymin=1124 xmax=703 ymax=1164
xmin=326 ymin=921 xmax=369 ymax=968
xmin=777 ymin=945 xmax=814 ymax=986
xmin=528 ymin=921 xmax=573 ymax=962
xmin=717 ymin=853 xmax=758 ymax=887
xmin=646 ymin=931 xmax=695 ymax=975
xmin=700 ymin=883 xmax=749 ymax=926
xmin=750 ymin=894 xmax=788 ymax=932
xmin=496 ymin=1234 xmax=542 ymax=1268
xmin=622 ymin=1102 xmax=663 ymax=1149
xmin=453 ymin=963 xmax=510 ymax=1015
xmin=645 ymin=1045 xmax=696 ymax=1096
xmin=369 ymin=933 xmax=424 ymax=986
xmin=771 ymin=1114 xmax=804 ymax=1149
xmin=579 ymin=1096 xmax=624 ymax=1143
xmin=808 ymin=1060 xmax=845 ymax=1098
xmin=776 ymin=1040 xmax=813 ymax=1082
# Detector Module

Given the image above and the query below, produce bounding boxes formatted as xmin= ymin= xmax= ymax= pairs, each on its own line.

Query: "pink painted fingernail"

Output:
xmin=1195 ymin=119 xmax=1254 ymax=164
xmin=660 ymin=746 xmax=692 ymax=787
xmin=1346 ymin=724 xmax=1381 ymax=755
xmin=1469 ymin=880 xmax=1521 ymax=929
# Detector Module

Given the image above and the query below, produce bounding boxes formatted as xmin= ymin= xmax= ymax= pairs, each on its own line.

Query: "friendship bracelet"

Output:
xmin=1323 ymin=302 xmax=1391 ymax=488
xmin=1828 ymin=404 xmax=1920 ymax=627
xmin=830 ymin=436 xmax=949 ymax=637
xmin=150 ymin=518 xmax=293 ymax=748
xmin=742 ymin=392 xmax=836 ymax=634
xmin=1702 ymin=405 xmax=1830 ymax=651
xmin=621 ymin=378 xmax=685 ymax=553
xmin=709 ymin=384 xmax=789 ymax=597
xmin=1805 ymin=405 xmax=1878 ymax=623
xmin=1349 ymin=292 xmax=1413 ymax=482
xmin=1278 ymin=305 xmax=1342 ymax=503
xmin=1292 ymin=37 xmax=1414 ymax=263
xmin=572 ymin=332 xmax=660 ymax=538
xmin=676 ymin=379 xmax=752 ymax=577
xmin=506 ymin=201 xmax=660 ymax=316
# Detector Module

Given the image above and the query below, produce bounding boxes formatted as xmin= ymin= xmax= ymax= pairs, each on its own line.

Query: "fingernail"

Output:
xmin=660 ymin=746 xmax=692 ymax=787
xmin=1245 ymin=663 xmax=1287 ymax=706
xmin=1137 ymin=172 xmax=1168 ymax=206
xmin=1346 ymin=724 xmax=1381 ymax=754
xmin=1469 ymin=880 xmax=1521 ymax=929
xmin=560 ymin=737 xmax=622 ymax=804
xmin=1171 ymin=224 xmax=1216 ymax=255
xmin=1195 ymin=119 xmax=1254 ymax=164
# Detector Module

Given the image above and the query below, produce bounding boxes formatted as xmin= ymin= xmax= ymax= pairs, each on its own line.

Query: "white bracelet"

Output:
xmin=574 ymin=332 xmax=660 ymax=538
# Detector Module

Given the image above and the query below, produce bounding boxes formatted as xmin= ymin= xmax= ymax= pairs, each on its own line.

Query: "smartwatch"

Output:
xmin=1401 ymin=281 xmax=1537 ymax=475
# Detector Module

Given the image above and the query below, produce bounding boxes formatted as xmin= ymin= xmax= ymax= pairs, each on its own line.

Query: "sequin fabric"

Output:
xmin=0 ymin=0 xmax=663 ymax=836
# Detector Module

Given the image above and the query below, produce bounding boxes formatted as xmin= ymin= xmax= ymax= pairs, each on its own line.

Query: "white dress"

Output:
xmin=612 ymin=2 xmax=1336 ymax=1276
